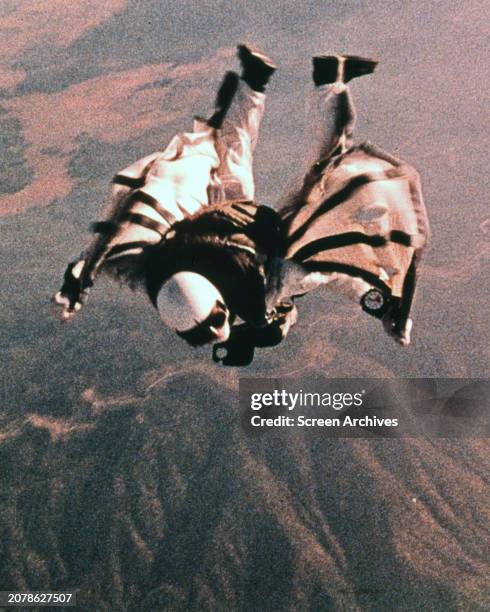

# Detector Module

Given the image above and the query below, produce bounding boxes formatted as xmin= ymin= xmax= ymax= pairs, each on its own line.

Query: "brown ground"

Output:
xmin=1 ymin=1 xmax=488 ymax=610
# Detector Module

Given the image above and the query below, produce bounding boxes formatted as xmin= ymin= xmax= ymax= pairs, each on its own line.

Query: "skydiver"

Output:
xmin=52 ymin=45 xmax=284 ymax=352
xmin=52 ymin=49 xmax=429 ymax=367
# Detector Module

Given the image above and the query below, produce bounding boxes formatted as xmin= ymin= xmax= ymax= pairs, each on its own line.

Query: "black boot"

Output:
xmin=313 ymin=54 xmax=377 ymax=86
xmin=343 ymin=55 xmax=378 ymax=83
xmin=237 ymin=44 xmax=276 ymax=92
xmin=207 ymin=71 xmax=239 ymax=129
xmin=312 ymin=56 xmax=339 ymax=86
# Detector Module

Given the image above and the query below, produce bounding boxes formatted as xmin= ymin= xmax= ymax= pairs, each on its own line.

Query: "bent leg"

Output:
xmin=215 ymin=80 xmax=266 ymax=201
xmin=310 ymin=54 xmax=377 ymax=161
xmin=311 ymin=82 xmax=356 ymax=160
xmin=208 ymin=46 xmax=275 ymax=202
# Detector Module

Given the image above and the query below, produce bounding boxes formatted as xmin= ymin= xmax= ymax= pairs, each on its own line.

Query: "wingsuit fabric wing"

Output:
xmin=271 ymin=62 xmax=430 ymax=346
xmin=278 ymin=143 xmax=429 ymax=303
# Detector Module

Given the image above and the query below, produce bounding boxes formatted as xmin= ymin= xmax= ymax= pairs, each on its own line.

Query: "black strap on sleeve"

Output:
xmin=291 ymin=230 xmax=413 ymax=262
xmin=112 ymin=174 xmax=145 ymax=189
xmin=288 ymin=173 xmax=375 ymax=244
xmin=91 ymin=220 xmax=119 ymax=235
xmin=126 ymin=190 xmax=178 ymax=227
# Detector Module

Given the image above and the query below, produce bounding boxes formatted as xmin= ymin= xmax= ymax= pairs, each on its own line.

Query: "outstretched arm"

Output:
xmin=52 ymin=152 xmax=162 ymax=320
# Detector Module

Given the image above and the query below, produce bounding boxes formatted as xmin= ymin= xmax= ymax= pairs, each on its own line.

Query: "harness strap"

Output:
xmin=230 ymin=202 xmax=256 ymax=220
xmin=389 ymin=230 xmax=412 ymax=247
xmin=288 ymin=174 xmax=372 ymax=244
xmin=82 ymin=184 xmax=185 ymax=290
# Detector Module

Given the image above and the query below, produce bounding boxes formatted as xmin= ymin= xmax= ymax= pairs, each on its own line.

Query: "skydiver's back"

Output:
xmin=144 ymin=200 xmax=282 ymax=329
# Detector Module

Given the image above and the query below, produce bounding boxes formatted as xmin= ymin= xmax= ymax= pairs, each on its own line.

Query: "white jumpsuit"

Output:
xmin=84 ymin=80 xmax=266 ymax=272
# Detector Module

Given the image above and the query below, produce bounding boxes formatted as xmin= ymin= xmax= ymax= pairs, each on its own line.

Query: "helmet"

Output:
xmin=156 ymin=271 xmax=230 ymax=345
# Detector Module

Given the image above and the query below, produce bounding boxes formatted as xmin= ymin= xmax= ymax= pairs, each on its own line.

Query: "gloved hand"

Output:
xmin=212 ymin=302 xmax=298 ymax=366
xmin=213 ymin=324 xmax=257 ymax=366
xmin=51 ymin=260 xmax=92 ymax=321
xmin=257 ymin=302 xmax=297 ymax=347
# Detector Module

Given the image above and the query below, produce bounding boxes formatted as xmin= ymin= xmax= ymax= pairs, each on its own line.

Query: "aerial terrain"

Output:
xmin=0 ymin=1 xmax=488 ymax=609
